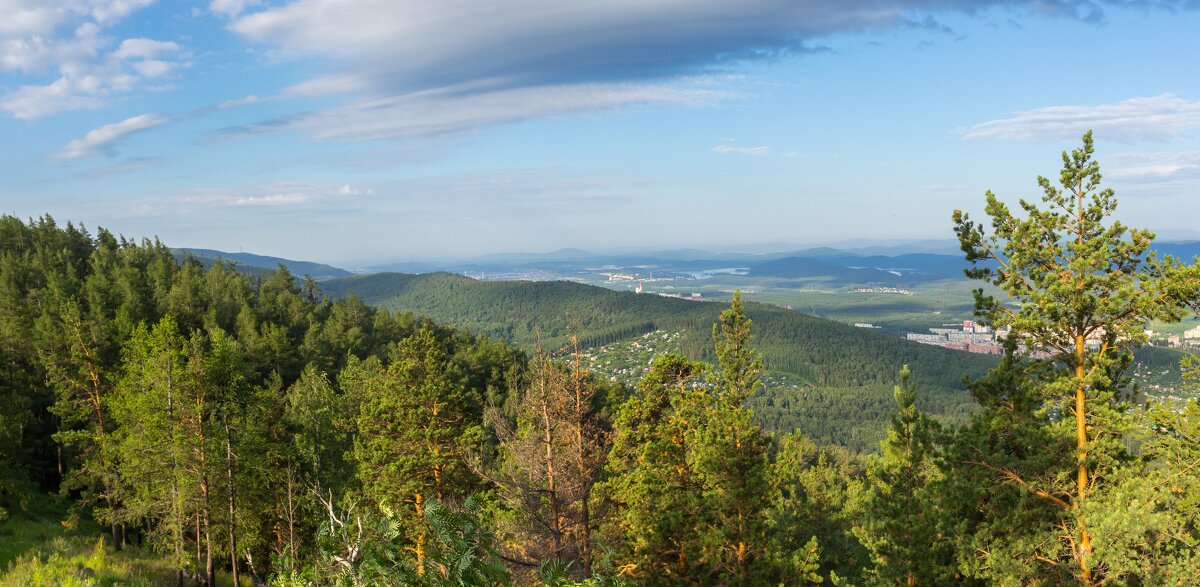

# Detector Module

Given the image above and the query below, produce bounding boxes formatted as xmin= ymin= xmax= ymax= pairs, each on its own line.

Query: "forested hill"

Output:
xmin=319 ymin=272 xmax=997 ymax=393
xmin=173 ymin=247 xmax=352 ymax=280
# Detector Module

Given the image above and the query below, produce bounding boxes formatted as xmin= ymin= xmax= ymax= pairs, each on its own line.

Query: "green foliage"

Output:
xmin=600 ymin=295 xmax=777 ymax=585
xmin=419 ymin=496 xmax=511 ymax=586
xmin=711 ymin=290 xmax=763 ymax=401
xmin=0 ymin=214 xmax=525 ymax=584
xmin=766 ymin=434 xmax=868 ymax=583
xmin=948 ymin=131 xmax=1200 ymax=583
xmin=311 ymin=496 xmax=509 ymax=587
xmin=321 ymin=272 xmax=997 ymax=450
xmin=350 ymin=324 xmax=484 ymax=514
xmin=599 ymin=353 xmax=708 ymax=584
xmin=104 ymin=318 xmax=191 ymax=572
xmin=538 ymin=555 xmax=634 ymax=587
xmin=856 ymin=366 xmax=954 ymax=585
xmin=0 ymin=495 xmax=187 ymax=587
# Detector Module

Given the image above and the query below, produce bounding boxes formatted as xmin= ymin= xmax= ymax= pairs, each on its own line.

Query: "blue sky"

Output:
xmin=3 ymin=1 xmax=1200 ymax=265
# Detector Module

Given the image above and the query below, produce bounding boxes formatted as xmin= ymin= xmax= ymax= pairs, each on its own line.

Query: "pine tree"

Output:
xmin=602 ymin=293 xmax=774 ymax=585
xmin=949 ymin=131 xmax=1200 ymax=583
xmin=348 ymin=324 xmax=484 ymax=574
xmin=483 ymin=341 xmax=609 ymax=578
xmin=484 ymin=349 xmax=575 ymax=566
xmin=856 ymin=366 xmax=950 ymax=585
xmin=767 ymin=433 xmax=868 ymax=583
xmin=601 ymin=353 xmax=708 ymax=584
xmin=108 ymin=318 xmax=192 ymax=585
xmin=697 ymin=290 xmax=771 ymax=581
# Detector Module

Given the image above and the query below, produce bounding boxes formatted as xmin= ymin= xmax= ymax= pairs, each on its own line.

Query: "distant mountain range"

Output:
xmin=180 ymin=240 xmax=1200 ymax=288
xmin=174 ymin=248 xmax=353 ymax=280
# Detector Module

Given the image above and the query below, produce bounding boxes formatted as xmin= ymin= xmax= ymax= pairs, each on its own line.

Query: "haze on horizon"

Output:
xmin=3 ymin=1 xmax=1200 ymax=265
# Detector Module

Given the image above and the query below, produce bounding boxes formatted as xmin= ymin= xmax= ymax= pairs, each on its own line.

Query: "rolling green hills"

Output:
xmin=319 ymin=272 xmax=997 ymax=386
xmin=320 ymin=272 xmax=999 ymax=450
xmin=319 ymin=272 xmax=1195 ymax=450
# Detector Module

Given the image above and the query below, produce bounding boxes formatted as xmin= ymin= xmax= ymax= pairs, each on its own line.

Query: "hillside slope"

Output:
xmin=320 ymin=272 xmax=1195 ymax=450
xmin=320 ymin=272 xmax=996 ymax=386
xmin=320 ymin=272 xmax=1003 ymax=450
xmin=175 ymin=248 xmax=352 ymax=280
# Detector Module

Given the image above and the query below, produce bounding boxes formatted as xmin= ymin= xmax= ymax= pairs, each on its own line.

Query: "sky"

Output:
xmin=2 ymin=1 xmax=1200 ymax=265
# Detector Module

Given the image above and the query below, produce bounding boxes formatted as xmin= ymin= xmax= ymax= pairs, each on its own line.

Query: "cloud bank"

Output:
xmin=961 ymin=94 xmax=1200 ymax=143
xmin=221 ymin=0 xmax=1199 ymax=141
xmin=0 ymin=0 xmax=184 ymax=119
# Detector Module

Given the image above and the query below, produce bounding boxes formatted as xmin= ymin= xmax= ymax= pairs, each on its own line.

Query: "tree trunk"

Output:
xmin=204 ymin=519 xmax=214 ymax=587
xmin=195 ymin=515 xmax=202 ymax=586
xmin=541 ymin=384 xmax=561 ymax=560
xmin=224 ymin=418 xmax=240 ymax=586
xmin=199 ymin=417 xmax=214 ymax=586
xmin=571 ymin=341 xmax=594 ymax=575
xmin=286 ymin=466 xmax=297 ymax=565
xmin=580 ymin=485 xmax=592 ymax=575
xmin=415 ymin=492 xmax=426 ymax=577
xmin=1075 ymin=334 xmax=1092 ymax=583
xmin=169 ymin=364 xmax=186 ymax=587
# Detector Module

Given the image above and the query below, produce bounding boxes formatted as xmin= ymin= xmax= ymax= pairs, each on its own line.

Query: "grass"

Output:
xmin=0 ymin=494 xmax=243 ymax=587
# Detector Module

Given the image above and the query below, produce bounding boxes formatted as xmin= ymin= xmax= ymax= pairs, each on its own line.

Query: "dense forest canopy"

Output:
xmin=318 ymin=272 xmax=995 ymax=389
xmin=318 ymin=272 xmax=1001 ymax=452
xmin=2 ymin=134 xmax=1200 ymax=586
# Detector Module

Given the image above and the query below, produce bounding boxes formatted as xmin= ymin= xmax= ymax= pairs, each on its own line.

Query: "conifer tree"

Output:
xmin=349 ymin=324 xmax=484 ymax=574
xmin=767 ymin=433 xmax=868 ymax=583
xmin=949 ymin=131 xmax=1200 ymax=583
xmin=602 ymin=353 xmax=708 ymax=584
xmin=108 ymin=318 xmax=192 ymax=585
xmin=484 ymin=349 xmax=572 ymax=566
xmin=603 ymin=293 xmax=774 ymax=585
xmin=484 ymin=341 xmax=609 ymax=577
xmin=857 ymin=365 xmax=949 ymax=585
xmin=697 ymin=290 xmax=771 ymax=580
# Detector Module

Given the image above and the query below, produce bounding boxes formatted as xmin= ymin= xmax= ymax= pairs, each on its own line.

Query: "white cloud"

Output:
xmin=0 ymin=1 xmax=180 ymax=119
xmin=176 ymin=182 xmax=376 ymax=209
xmin=209 ymin=0 xmax=260 ymax=18
xmin=960 ymin=94 xmax=1200 ymax=143
xmin=1106 ymin=151 xmax=1200 ymax=182
xmin=56 ymin=112 xmax=169 ymax=159
xmin=217 ymin=1 xmax=1198 ymax=141
xmin=0 ymin=1 xmax=153 ymax=38
xmin=111 ymin=38 xmax=179 ymax=60
xmin=229 ymin=1 xmax=1189 ymax=92
xmin=712 ymin=144 xmax=771 ymax=156
xmin=338 ymin=184 xmax=373 ymax=196
xmin=225 ymin=80 xmax=725 ymax=141
xmin=216 ymin=94 xmax=261 ymax=109
xmin=2 ymin=77 xmax=104 ymax=120
xmin=282 ymin=73 xmax=368 ymax=97
xmin=233 ymin=193 xmax=309 ymax=206
xmin=227 ymin=0 xmax=908 ymax=97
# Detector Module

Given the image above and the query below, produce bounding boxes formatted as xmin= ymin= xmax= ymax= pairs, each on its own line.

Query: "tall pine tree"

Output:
xmin=949 ymin=131 xmax=1200 ymax=583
